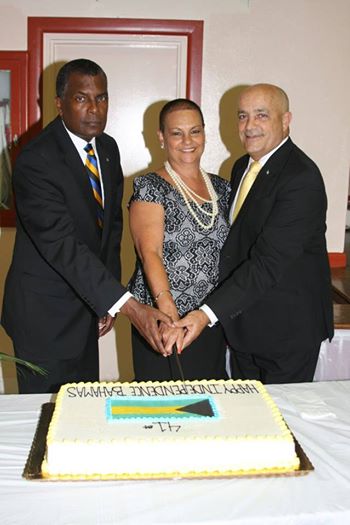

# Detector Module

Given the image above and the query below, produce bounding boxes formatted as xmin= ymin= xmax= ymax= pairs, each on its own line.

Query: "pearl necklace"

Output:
xmin=164 ymin=160 xmax=218 ymax=230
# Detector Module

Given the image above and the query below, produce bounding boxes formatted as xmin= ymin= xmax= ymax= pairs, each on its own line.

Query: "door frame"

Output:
xmin=0 ymin=51 xmax=28 ymax=227
xmin=27 ymin=17 xmax=203 ymax=129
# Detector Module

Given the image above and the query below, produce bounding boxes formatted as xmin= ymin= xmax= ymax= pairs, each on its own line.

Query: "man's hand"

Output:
xmin=98 ymin=314 xmax=115 ymax=337
xmin=120 ymin=297 xmax=173 ymax=356
xmin=173 ymin=310 xmax=209 ymax=349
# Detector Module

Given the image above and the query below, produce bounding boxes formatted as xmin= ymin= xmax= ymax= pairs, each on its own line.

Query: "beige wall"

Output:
xmin=1 ymin=0 xmax=350 ymax=390
xmin=0 ymin=229 xmax=16 ymax=392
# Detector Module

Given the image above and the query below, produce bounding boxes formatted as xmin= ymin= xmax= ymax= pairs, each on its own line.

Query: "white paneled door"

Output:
xmin=43 ymin=32 xmax=187 ymax=176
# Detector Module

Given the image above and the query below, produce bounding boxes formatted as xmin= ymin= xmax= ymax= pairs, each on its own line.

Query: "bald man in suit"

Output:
xmin=176 ymin=83 xmax=333 ymax=384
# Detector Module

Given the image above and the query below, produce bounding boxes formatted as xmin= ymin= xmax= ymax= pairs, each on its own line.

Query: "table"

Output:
xmin=1 ymin=381 xmax=350 ymax=525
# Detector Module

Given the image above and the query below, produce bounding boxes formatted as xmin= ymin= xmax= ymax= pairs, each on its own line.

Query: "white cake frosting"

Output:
xmin=42 ymin=379 xmax=300 ymax=479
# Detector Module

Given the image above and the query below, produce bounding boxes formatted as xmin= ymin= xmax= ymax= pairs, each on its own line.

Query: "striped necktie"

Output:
xmin=231 ymin=160 xmax=261 ymax=223
xmin=84 ymin=143 xmax=104 ymax=229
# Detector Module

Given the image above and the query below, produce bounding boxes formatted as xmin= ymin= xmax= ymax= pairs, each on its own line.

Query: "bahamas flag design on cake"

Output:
xmin=106 ymin=395 xmax=218 ymax=421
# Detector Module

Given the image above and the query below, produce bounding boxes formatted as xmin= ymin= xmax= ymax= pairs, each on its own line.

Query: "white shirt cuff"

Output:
xmin=108 ymin=291 xmax=133 ymax=317
xmin=199 ymin=304 xmax=218 ymax=327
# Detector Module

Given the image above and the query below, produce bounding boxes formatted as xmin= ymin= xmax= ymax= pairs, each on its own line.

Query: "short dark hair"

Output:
xmin=56 ymin=59 xmax=107 ymax=98
xmin=159 ymin=98 xmax=204 ymax=132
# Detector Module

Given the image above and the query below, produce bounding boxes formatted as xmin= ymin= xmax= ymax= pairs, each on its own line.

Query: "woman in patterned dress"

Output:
xmin=128 ymin=99 xmax=231 ymax=381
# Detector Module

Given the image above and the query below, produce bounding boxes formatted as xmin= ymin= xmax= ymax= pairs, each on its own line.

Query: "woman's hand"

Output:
xmin=159 ymin=321 xmax=185 ymax=356
xmin=121 ymin=298 xmax=172 ymax=356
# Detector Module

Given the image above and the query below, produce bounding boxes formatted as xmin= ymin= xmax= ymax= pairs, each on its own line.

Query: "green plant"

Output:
xmin=0 ymin=352 xmax=47 ymax=376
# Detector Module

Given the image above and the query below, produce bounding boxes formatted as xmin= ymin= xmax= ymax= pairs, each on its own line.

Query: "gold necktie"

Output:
xmin=231 ymin=161 xmax=261 ymax=223
xmin=84 ymin=143 xmax=104 ymax=229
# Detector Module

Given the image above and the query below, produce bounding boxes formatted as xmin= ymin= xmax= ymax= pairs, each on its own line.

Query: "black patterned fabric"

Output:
xmin=128 ymin=172 xmax=231 ymax=316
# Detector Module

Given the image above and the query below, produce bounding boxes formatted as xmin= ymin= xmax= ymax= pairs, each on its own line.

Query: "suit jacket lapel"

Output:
xmin=52 ymin=118 xmax=102 ymax=240
xmin=229 ymin=154 xmax=249 ymax=210
xmin=262 ymin=137 xmax=293 ymax=178
xmin=247 ymin=138 xmax=294 ymax=201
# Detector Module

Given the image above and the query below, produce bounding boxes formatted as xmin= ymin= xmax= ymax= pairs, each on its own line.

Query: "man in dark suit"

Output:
xmin=175 ymin=83 xmax=334 ymax=383
xmin=1 ymin=59 xmax=170 ymax=393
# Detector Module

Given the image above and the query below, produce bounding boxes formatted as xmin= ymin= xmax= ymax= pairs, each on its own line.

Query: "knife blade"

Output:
xmin=172 ymin=344 xmax=186 ymax=384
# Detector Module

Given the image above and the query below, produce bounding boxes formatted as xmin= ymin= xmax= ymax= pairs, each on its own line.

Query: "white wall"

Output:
xmin=0 ymin=0 xmax=348 ymax=248
xmin=1 ymin=0 xmax=350 ymax=389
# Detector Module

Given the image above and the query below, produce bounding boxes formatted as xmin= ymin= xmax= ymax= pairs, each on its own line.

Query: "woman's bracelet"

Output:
xmin=154 ymin=289 xmax=172 ymax=302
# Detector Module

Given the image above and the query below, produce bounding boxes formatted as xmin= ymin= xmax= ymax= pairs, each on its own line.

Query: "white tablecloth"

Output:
xmin=314 ymin=329 xmax=350 ymax=381
xmin=1 ymin=381 xmax=350 ymax=525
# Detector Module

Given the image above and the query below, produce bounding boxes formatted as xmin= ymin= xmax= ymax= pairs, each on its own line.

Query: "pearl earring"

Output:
xmin=160 ymin=143 xmax=164 ymax=149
